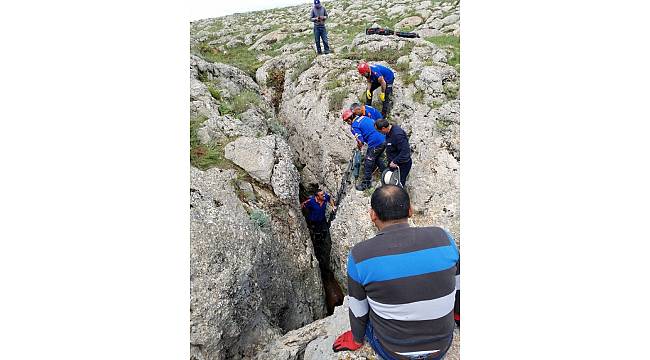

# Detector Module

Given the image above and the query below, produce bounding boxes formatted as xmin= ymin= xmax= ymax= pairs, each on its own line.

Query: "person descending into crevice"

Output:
xmin=310 ymin=0 xmax=330 ymax=55
xmin=350 ymin=102 xmax=383 ymax=122
xmin=301 ymin=189 xmax=336 ymax=268
xmin=375 ymin=119 xmax=412 ymax=187
xmin=357 ymin=62 xmax=395 ymax=118
xmin=341 ymin=109 xmax=387 ymax=191
xmin=332 ymin=185 xmax=460 ymax=360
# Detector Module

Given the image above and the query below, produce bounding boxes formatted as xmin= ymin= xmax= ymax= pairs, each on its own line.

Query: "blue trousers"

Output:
xmin=314 ymin=25 xmax=330 ymax=54
xmin=365 ymin=321 xmax=452 ymax=360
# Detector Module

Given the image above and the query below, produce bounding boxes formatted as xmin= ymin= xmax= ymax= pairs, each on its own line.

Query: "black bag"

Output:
xmin=365 ymin=27 xmax=394 ymax=36
xmin=396 ymin=31 xmax=419 ymax=38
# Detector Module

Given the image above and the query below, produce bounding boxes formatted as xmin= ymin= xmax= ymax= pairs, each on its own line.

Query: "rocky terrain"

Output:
xmin=190 ymin=0 xmax=460 ymax=359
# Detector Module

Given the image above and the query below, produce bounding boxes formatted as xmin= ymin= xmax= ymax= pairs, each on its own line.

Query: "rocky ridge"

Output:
xmin=190 ymin=0 xmax=460 ymax=359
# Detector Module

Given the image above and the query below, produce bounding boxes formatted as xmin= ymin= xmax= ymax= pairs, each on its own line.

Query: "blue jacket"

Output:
xmin=385 ymin=124 xmax=411 ymax=164
xmin=351 ymin=116 xmax=385 ymax=149
xmin=304 ymin=193 xmax=330 ymax=223
xmin=362 ymin=105 xmax=383 ymax=121
xmin=369 ymin=64 xmax=394 ymax=84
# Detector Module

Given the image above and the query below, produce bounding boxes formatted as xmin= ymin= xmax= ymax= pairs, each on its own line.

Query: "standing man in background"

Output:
xmin=310 ymin=0 xmax=330 ymax=55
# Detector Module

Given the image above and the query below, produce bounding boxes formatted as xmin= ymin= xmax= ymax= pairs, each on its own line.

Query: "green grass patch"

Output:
xmin=190 ymin=115 xmax=237 ymax=170
xmin=425 ymin=35 xmax=460 ymax=69
xmin=330 ymin=23 xmax=367 ymax=46
xmin=443 ymin=82 xmax=459 ymax=100
xmin=329 ymin=89 xmax=348 ymax=112
xmin=413 ymin=89 xmax=425 ymax=103
xmin=436 ymin=117 xmax=455 ymax=131
xmin=431 ymin=99 xmax=444 ymax=109
xmin=265 ymin=33 xmax=312 ymax=56
xmin=250 ymin=209 xmax=270 ymax=231
xmin=192 ymin=43 xmax=262 ymax=79
xmin=340 ymin=42 xmax=414 ymax=65
xmin=207 ymin=85 xmax=222 ymax=101
xmin=219 ymin=90 xmax=261 ymax=118
xmin=268 ymin=118 xmax=288 ymax=138
xmin=290 ymin=54 xmax=316 ymax=82
xmin=394 ymin=62 xmax=409 ymax=73
xmin=325 ymin=78 xmax=344 ymax=90
xmin=403 ymin=71 xmax=419 ymax=86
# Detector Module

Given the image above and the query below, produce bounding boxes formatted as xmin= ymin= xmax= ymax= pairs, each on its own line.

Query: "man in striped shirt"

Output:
xmin=332 ymin=185 xmax=460 ymax=360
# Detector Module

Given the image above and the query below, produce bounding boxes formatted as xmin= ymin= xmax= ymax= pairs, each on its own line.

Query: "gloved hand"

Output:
xmin=366 ymin=90 xmax=372 ymax=100
xmin=332 ymin=330 xmax=363 ymax=352
xmin=379 ymin=92 xmax=385 ymax=101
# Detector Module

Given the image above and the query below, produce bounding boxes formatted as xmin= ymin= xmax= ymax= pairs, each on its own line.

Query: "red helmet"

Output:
xmin=341 ymin=109 xmax=353 ymax=121
xmin=357 ymin=62 xmax=370 ymax=76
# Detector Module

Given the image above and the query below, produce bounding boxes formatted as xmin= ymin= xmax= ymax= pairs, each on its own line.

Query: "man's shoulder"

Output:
xmin=393 ymin=124 xmax=407 ymax=136
xmin=359 ymin=116 xmax=373 ymax=126
xmin=351 ymin=225 xmax=450 ymax=261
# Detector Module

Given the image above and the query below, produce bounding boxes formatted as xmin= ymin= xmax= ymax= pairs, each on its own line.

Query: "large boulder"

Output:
xmin=272 ymin=137 xmax=301 ymax=203
xmin=191 ymin=55 xmax=261 ymax=99
xmin=395 ymin=15 xmax=423 ymax=30
xmin=225 ymin=136 xmax=276 ymax=184
xmin=190 ymin=167 xmax=326 ymax=360
xmin=404 ymin=101 xmax=461 ymax=241
xmin=328 ymin=190 xmax=376 ymax=292
xmin=249 ymin=29 xmax=288 ymax=51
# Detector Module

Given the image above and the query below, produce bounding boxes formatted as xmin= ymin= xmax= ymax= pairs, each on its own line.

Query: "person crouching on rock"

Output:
xmin=375 ymin=118 xmax=412 ymax=187
xmin=332 ymin=185 xmax=460 ymax=359
xmin=310 ymin=0 xmax=330 ymax=55
xmin=357 ymin=62 xmax=395 ymax=118
xmin=341 ymin=109 xmax=387 ymax=191
xmin=350 ymin=102 xmax=383 ymax=122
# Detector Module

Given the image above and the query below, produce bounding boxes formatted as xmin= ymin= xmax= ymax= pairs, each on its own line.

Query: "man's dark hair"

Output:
xmin=375 ymin=118 xmax=390 ymax=130
xmin=370 ymin=185 xmax=410 ymax=221
xmin=315 ymin=188 xmax=323 ymax=195
xmin=350 ymin=103 xmax=361 ymax=110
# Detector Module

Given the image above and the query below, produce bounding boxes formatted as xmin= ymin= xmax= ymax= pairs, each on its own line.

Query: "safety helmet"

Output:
xmin=357 ymin=62 xmax=370 ymax=76
xmin=341 ymin=109 xmax=353 ymax=121
xmin=381 ymin=167 xmax=402 ymax=187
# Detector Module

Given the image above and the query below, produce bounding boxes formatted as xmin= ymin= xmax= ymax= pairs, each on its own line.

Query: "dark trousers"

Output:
xmin=314 ymin=25 xmax=330 ymax=54
xmin=393 ymin=158 xmax=412 ymax=187
xmin=365 ymin=81 xmax=394 ymax=117
xmin=362 ymin=145 xmax=387 ymax=186
xmin=308 ymin=219 xmax=330 ymax=270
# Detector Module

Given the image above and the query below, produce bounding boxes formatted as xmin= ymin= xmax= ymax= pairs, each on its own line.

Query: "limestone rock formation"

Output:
xmin=256 ymin=297 xmax=461 ymax=360
xmin=225 ymin=136 xmax=276 ymax=184
xmin=328 ymin=190 xmax=376 ymax=293
xmin=395 ymin=15 xmax=423 ymax=30
xmin=191 ymin=167 xmax=326 ymax=360
xmin=190 ymin=0 xmax=461 ymax=358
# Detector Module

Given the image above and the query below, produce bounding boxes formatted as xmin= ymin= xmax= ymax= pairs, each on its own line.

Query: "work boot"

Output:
xmin=355 ymin=182 xmax=370 ymax=191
